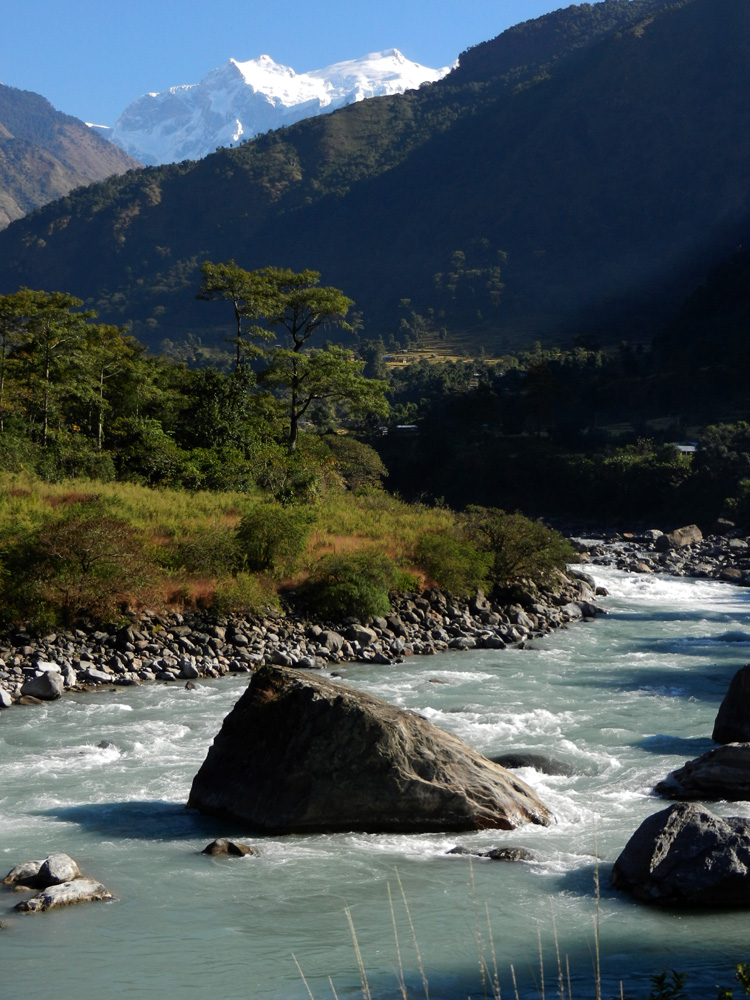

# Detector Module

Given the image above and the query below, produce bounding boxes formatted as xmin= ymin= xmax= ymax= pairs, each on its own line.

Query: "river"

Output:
xmin=2 ymin=566 xmax=749 ymax=999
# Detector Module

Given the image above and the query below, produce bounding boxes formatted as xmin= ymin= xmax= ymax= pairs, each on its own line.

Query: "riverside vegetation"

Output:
xmin=1 ymin=260 xmax=749 ymax=636
xmin=0 ymin=267 xmax=599 ymax=712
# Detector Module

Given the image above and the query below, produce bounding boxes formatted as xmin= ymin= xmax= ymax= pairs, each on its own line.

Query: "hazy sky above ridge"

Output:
xmin=1 ymin=1 xmax=567 ymax=125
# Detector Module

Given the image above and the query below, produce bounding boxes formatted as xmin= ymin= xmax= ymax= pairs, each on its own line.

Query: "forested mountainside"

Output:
xmin=0 ymin=0 xmax=745 ymax=354
xmin=0 ymin=85 xmax=140 ymax=230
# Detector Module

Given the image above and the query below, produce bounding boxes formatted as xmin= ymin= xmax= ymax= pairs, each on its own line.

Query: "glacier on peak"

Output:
xmin=108 ymin=49 xmax=452 ymax=166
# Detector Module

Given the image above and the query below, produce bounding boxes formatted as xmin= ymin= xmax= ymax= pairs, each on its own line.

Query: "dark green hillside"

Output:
xmin=652 ymin=247 xmax=750 ymax=421
xmin=0 ymin=0 xmax=745 ymax=353
xmin=0 ymin=85 xmax=140 ymax=230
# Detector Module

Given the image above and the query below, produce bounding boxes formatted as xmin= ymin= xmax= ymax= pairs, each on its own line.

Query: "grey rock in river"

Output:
xmin=187 ymin=666 xmax=552 ymax=834
xmin=713 ymin=664 xmax=750 ymax=744
xmin=612 ymin=802 xmax=750 ymax=906
xmin=655 ymin=743 xmax=750 ymax=801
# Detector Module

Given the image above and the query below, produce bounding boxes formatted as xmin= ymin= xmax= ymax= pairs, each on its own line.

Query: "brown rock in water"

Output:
xmin=655 ymin=524 xmax=703 ymax=551
xmin=655 ymin=743 xmax=750 ymax=800
xmin=187 ymin=666 xmax=552 ymax=834
xmin=713 ymin=665 xmax=750 ymax=743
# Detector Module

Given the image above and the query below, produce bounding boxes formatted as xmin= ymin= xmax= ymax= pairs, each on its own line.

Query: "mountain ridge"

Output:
xmin=0 ymin=84 xmax=140 ymax=229
xmin=0 ymin=0 xmax=743 ymax=355
xmin=109 ymin=49 xmax=451 ymax=165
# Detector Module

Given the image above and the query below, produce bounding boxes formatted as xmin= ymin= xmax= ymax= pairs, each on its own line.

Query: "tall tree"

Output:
xmin=5 ymin=288 xmax=93 ymax=445
xmin=78 ymin=324 xmax=142 ymax=451
xmin=0 ymin=292 xmax=28 ymax=432
xmin=196 ymin=260 xmax=274 ymax=369
xmin=262 ymin=344 xmax=389 ymax=452
xmin=252 ymin=268 xmax=388 ymax=451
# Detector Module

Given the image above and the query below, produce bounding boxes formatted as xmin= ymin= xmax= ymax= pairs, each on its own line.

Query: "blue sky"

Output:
xmin=1 ymin=1 xmax=566 ymax=125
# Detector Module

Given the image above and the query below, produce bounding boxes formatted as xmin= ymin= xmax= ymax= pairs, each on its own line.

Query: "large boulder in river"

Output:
xmin=713 ymin=665 xmax=750 ymax=743
xmin=187 ymin=666 xmax=552 ymax=834
xmin=611 ymin=802 xmax=750 ymax=906
xmin=655 ymin=743 xmax=750 ymax=800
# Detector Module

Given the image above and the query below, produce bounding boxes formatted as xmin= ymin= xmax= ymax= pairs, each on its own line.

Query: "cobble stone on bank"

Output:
xmin=0 ymin=571 xmax=602 ymax=708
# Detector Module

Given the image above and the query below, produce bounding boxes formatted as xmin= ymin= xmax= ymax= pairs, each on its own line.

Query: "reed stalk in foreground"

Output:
xmin=345 ymin=905 xmax=372 ymax=1000
xmin=293 ymin=865 xmax=746 ymax=1000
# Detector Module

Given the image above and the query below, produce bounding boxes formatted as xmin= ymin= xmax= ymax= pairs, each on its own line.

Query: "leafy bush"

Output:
xmin=0 ymin=427 xmax=116 ymax=483
xmin=112 ymin=417 xmax=194 ymax=488
xmin=236 ymin=501 xmax=315 ymax=574
xmin=1 ymin=495 xmax=147 ymax=624
xmin=251 ymin=442 xmax=324 ymax=504
xmin=40 ymin=435 xmax=117 ymax=483
xmin=302 ymin=551 xmax=414 ymax=621
xmin=461 ymin=506 xmax=576 ymax=588
xmin=0 ymin=427 xmax=43 ymax=474
xmin=413 ymin=529 xmax=491 ymax=596
xmin=321 ymin=435 xmax=388 ymax=492
xmin=183 ymin=446 xmax=256 ymax=493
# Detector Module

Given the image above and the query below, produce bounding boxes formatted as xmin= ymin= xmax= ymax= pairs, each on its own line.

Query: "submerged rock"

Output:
xmin=490 ymin=752 xmax=576 ymax=776
xmin=655 ymin=743 xmax=750 ymax=800
xmin=201 ymin=839 xmax=259 ymax=857
xmin=187 ymin=666 xmax=552 ymax=834
xmin=447 ymin=845 xmax=536 ymax=862
xmin=612 ymin=802 xmax=750 ymax=906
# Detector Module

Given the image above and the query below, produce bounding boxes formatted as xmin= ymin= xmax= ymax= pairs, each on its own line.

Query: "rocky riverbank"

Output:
xmin=573 ymin=521 xmax=750 ymax=583
xmin=0 ymin=569 xmax=603 ymax=708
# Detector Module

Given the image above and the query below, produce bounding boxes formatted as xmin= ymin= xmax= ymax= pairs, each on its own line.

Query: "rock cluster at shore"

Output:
xmin=573 ymin=522 xmax=750 ymax=583
xmin=0 ymin=571 xmax=601 ymax=708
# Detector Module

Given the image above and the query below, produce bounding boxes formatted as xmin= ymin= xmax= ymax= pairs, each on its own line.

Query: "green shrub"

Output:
xmin=249 ymin=441 xmax=326 ymax=504
xmin=321 ymin=435 xmax=388 ymax=492
xmin=112 ymin=417 xmax=193 ymax=488
xmin=0 ymin=427 xmax=43 ymax=474
xmin=236 ymin=501 xmax=315 ymax=574
xmin=413 ymin=529 xmax=490 ymax=596
xmin=1 ymin=495 xmax=148 ymax=624
xmin=302 ymin=551 xmax=414 ymax=621
xmin=461 ymin=505 xmax=576 ymax=588
xmin=0 ymin=428 xmax=116 ymax=483
xmin=183 ymin=446 xmax=256 ymax=493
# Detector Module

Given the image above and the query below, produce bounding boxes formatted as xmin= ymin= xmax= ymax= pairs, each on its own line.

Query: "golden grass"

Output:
xmin=0 ymin=471 xmax=450 ymax=618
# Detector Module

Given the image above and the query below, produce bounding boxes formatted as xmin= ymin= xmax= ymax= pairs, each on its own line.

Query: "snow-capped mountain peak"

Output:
xmin=108 ymin=49 xmax=453 ymax=166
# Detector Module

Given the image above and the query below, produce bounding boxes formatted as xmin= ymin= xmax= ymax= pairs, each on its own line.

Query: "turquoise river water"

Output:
xmin=2 ymin=566 xmax=750 ymax=999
